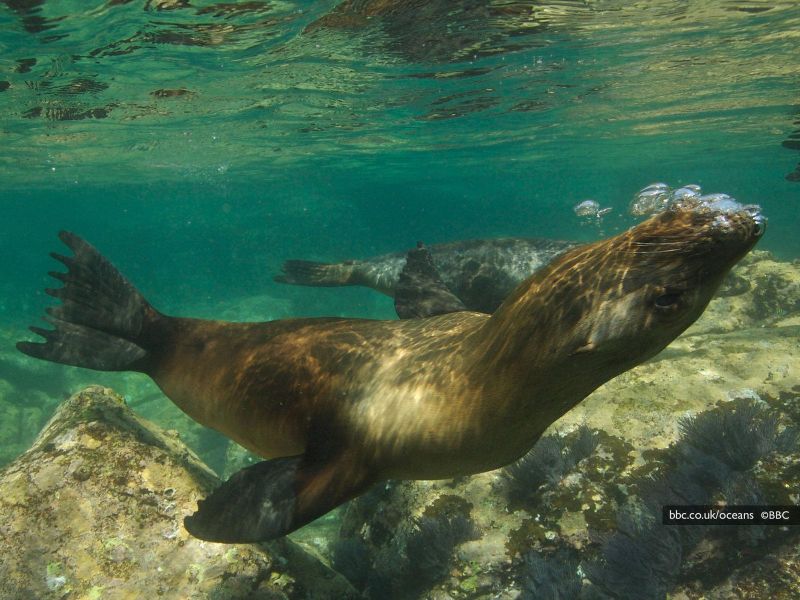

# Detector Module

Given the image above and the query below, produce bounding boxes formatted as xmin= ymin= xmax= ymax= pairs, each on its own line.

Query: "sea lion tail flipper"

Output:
xmin=16 ymin=231 xmax=156 ymax=372
xmin=395 ymin=242 xmax=467 ymax=319
xmin=184 ymin=453 xmax=371 ymax=542
xmin=274 ymin=259 xmax=355 ymax=287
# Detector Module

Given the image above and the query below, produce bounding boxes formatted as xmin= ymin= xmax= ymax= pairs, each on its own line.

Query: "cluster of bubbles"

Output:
xmin=629 ymin=182 xmax=703 ymax=216
xmin=630 ymin=182 xmax=761 ymax=217
xmin=573 ymin=199 xmax=612 ymax=222
xmin=630 ymin=182 xmax=765 ymax=233
xmin=572 ymin=183 xmax=764 ymax=233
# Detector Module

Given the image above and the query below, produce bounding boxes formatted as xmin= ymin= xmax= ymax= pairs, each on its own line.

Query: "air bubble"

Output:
xmin=574 ymin=199 xmax=613 ymax=225
xmin=574 ymin=199 xmax=600 ymax=217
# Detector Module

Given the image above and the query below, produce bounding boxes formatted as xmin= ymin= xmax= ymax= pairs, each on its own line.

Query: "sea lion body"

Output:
xmin=18 ymin=196 xmax=764 ymax=542
xmin=150 ymin=311 xmax=597 ymax=483
xmin=275 ymin=237 xmax=577 ymax=313
xmin=152 ymin=312 xmax=499 ymax=478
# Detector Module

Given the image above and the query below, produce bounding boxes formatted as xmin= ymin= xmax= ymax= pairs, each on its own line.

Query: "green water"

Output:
xmin=0 ymin=0 xmax=799 ymax=591
xmin=2 ymin=1 xmax=799 ymax=313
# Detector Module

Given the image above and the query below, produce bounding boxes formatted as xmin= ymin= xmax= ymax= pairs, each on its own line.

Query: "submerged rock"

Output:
xmin=688 ymin=250 xmax=800 ymax=335
xmin=0 ymin=386 xmax=356 ymax=600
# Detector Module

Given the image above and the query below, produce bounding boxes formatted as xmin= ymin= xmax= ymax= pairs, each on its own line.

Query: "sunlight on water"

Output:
xmin=1 ymin=0 xmax=799 ymax=189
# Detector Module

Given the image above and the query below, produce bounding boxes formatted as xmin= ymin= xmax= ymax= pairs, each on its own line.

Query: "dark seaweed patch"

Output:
xmin=584 ymin=398 xmax=794 ymax=599
xmin=151 ymin=87 xmax=196 ymax=98
xmin=56 ymin=78 xmax=109 ymax=96
xmin=503 ymin=426 xmax=600 ymax=504
xmin=332 ymin=497 xmax=478 ymax=599
xmin=15 ymin=58 xmax=37 ymax=73
xmin=22 ymin=106 xmax=110 ymax=120
xmin=678 ymin=398 xmax=781 ymax=471
xmin=406 ymin=513 xmax=477 ymax=584
xmin=517 ymin=548 xmax=582 ymax=600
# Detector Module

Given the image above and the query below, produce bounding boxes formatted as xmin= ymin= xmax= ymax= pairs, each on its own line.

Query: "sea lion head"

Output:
xmin=489 ymin=193 xmax=765 ymax=385
xmin=554 ymin=195 xmax=765 ymax=367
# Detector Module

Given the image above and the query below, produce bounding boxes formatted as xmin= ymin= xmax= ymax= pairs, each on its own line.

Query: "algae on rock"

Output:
xmin=0 ymin=385 xmax=357 ymax=600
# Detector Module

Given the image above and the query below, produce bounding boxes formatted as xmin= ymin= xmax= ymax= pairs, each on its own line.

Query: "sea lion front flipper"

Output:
xmin=395 ymin=242 xmax=467 ymax=319
xmin=184 ymin=453 xmax=371 ymax=542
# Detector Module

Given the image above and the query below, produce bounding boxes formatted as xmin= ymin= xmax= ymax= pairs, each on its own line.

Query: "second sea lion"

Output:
xmin=275 ymin=237 xmax=577 ymax=314
xmin=17 ymin=194 xmax=764 ymax=543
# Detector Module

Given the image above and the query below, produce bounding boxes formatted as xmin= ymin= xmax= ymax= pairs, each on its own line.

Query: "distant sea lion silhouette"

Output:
xmin=18 ymin=197 xmax=764 ymax=543
xmin=275 ymin=237 xmax=577 ymax=314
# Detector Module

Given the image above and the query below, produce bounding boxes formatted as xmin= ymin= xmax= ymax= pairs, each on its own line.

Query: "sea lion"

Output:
xmin=17 ymin=196 xmax=764 ymax=543
xmin=275 ymin=237 xmax=577 ymax=314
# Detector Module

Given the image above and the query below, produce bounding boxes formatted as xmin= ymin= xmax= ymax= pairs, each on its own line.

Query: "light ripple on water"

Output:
xmin=0 ymin=0 xmax=799 ymax=186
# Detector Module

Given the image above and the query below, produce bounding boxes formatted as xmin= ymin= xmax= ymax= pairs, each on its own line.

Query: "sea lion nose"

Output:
xmin=632 ymin=183 xmax=766 ymax=242
xmin=712 ymin=208 xmax=766 ymax=243
xmin=727 ymin=204 xmax=767 ymax=240
xmin=751 ymin=212 xmax=767 ymax=237
xmin=737 ymin=203 xmax=767 ymax=238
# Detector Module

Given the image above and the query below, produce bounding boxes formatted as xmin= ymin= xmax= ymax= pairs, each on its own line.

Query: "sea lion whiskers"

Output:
xmin=630 ymin=241 xmax=688 ymax=246
xmin=629 ymin=231 xmax=720 ymax=255
xmin=629 ymin=246 xmax=713 ymax=258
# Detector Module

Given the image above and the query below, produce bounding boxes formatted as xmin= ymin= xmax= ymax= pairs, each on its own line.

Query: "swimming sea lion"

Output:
xmin=17 ymin=196 xmax=764 ymax=543
xmin=275 ymin=237 xmax=576 ymax=313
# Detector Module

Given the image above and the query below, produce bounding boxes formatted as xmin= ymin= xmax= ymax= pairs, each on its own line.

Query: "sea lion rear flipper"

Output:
xmin=184 ymin=453 xmax=371 ymax=542
xmin=17 ymin=231 xmax=158 ymax=372
xmin=395 ymin=242 xmax=467 ymax=319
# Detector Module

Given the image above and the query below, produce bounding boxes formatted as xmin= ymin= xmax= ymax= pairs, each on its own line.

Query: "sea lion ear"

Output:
xmin=395 ymin=242 xmax=468 ymax=319
xmin=184 ymin=453 xmax=371 ymax=543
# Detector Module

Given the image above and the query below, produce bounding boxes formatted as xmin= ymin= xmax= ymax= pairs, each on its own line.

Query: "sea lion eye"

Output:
xmin=654 ymin=292 xmax=682 ymax=309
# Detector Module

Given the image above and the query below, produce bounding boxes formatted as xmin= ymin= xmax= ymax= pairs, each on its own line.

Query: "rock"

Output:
xmin=687 ymin=251 xmax=800 ymax=336
xmin=0 ymin=386 xmax=357 ymax=600
xmin=672 ymin=539 xmax=800 ymax=600
xmin=557 ymin=324 xmax=800 ymax=450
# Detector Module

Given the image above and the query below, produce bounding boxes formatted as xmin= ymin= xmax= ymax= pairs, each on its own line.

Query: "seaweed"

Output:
xmin=332 ymin=503 xmax=478 ymax=599
xmin=517 ymin=548 xmax=582 ymax=600
xmin=583 ymin=506 xmax=684 ymax=600
xmin=405 ymin=513 xmax=477 ymax=583
xmin=776 ymin=424 xmax=800 ymax=454
xmin=677 ymin=397 xmax=781 ymax=471
xmin=504 ymin=435 xmax=567 ymax=498
xmin=584 ymin=398 xmax=791 ymax=600
xmin=503 ymin=426 xmax=600 ymax=503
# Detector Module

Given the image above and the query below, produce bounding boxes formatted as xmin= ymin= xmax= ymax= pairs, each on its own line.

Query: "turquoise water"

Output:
xmin=1 ymin=0 xmax=799 ymax=595
xmin=2 ymin=1 xmax=799 ymax=319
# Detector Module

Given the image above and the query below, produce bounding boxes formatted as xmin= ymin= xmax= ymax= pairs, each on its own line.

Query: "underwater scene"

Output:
xmin=1 ymin=0 xmax=800 ymax=598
